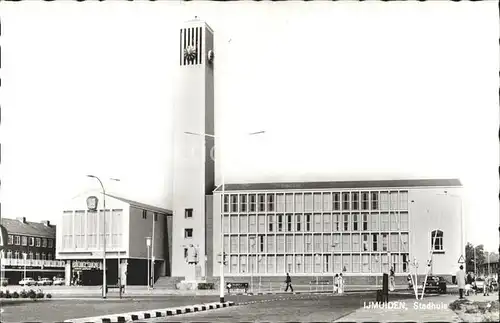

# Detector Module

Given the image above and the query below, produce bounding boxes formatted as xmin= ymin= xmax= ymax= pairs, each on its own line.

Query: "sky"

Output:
xmin=0 ymin=1 xmax=498 ymax=252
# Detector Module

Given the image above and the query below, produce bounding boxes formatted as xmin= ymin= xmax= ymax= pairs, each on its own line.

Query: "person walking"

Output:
xmin=284 ymin=273 xmax=293 ymax=293
xmin=338 ymin=273 xmax=344 ymax=294
xmin=483 ymin=276 xmax=490 ymax=296
xmin=333 ymin=274 xmax=339 ymax=294
xmin=456 ymin=265 xmax=466 ymax=299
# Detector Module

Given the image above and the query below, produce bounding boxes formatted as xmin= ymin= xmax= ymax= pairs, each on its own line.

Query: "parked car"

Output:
xmin=423 ymin=275 xmax=447 ymax=294
xmin=19 ymin=277 xmax=37 ymax=286
xmin=474 ymin=278 xmax=486 ymax=292
xmin=53 ymin=277 xmax=65 ymax=286
xmin=37 ymin=277 xmax=53 ymax=286
xmin=0 ymin=278 xmax=9 ymax=287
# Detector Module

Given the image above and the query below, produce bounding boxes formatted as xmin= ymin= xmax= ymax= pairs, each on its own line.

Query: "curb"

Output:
xmin=63 ymin=301 xmax=235 ymax=323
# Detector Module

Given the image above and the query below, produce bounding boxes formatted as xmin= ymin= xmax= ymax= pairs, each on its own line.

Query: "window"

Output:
xmin=267 ymin=235 xmax=275 ymax=253
xmin=268 ymin=215 xmax=274 ymax=232
xmin=381 ymin=213 xmax=389 ymax=231
xmin=295 ymin=255 xmax=303 ymax=273
xmin=314 ymin=214 xmax=322 ymax=231
xmin=304 ymin=194 xmax=313 ymax=212
xmin=372 ymin=233 xmax=378 ymax=251
xmin=352 ymin=213 xmax=359 ymax=231
xmin=400 ymin=212 xmax=409 ymax=231
xmin=184 ymin=228 xmax=193 ymax=238
xmin=231 ymin=236 xmax=239 ymax=253
xmin=258 ymin=194 xmax=266 ymax=212
xmin=390 ymin=212 xmax=399 ymax=231
xmin=333 ymin=214 xmax=340 ymax=231
xmin=313 ymin=193 xmax=322 ymax=211
xmin=314 ymin=234 xmax=321 ymax=251
xmin=295 ymin=235 xmax=303 ymax=252
xmin=352 ymin=254 xmax=360 ymax=273
xmin=231 ymin=194 xmax=238 ymax=212
xmin=402 ymin=254 xmax=408 ymax=272
xmin=323 ymin=213 xmax=331 ymax=232
xmin=154 ymin=212 xmax=158 ymax=221
xmin=287 ymin=194 xmax=295 ymax=212
xmin=343 ymin=254 xmax=351 ymax=272
xmin=285 ymin=235 xmax=293 ymax=252
xmin=259 ymin=235 xmax=265 ymax=252
xmin=239 ymin=215 xmax=248 ymax=233
xmin=249 ymin=214 xmax=257 ymax=233
xmin=380 ymin=192 xmax=389 ymax=210
xmin=223 ymin=215 xmax=230 ymax=233
xmin=276 ymin=194 xmax=285 ymax=212
xmin=230 ymin=215 xmax=238 ymax=233
xmin=323 ymin=234 xmax=332 ymax=253
xmin=267 ymin=255 xmax=275 ymax=274
xmin=41 ymin=253 xmax=46 ymax=260
xmin=14 ymin=236 xmax=20 ymax=245
xmin=185 ymin=208 xmax=193 ymax=218
xmin=332 ymin=193 xmax=340 ymax=211
xmin=342 ymin=234 xmax=351 ymax=252
xmin=399 ymin=191 xmax=408 ymax=210
xmin=371 ymin=213 xmax=379 ymax=231
xmin=323 ymin=193 xmax=332 ymax=211
xmin=14 ymin=251 xmax=19 ymax=259
xmin=390 ymin=191 xmax=398 ymax=210
xmin=296 ymin=214 xmax=302 ymax=232
xmin=22 ymin=236 xmax=28 ymax=246
xmin=240 ymin=256 xmax=247 ymax=273
xmin=267 ymin=194 xmax=275 ymax=212
xmin=362 ymin=254 xmax=370 ymax=273
xmin=29 ymin=237 xmax=35 ymax=246
xmin=400 ymin=233 xmax=409 ymax=253
xmin=142 ymin=210 xmax=147 ymax=219
xmin=240 ymin=237 xmax=248 ymax=253
xmin=248 ymin=236 xmax=256 ymax=253
xmin=431 ymin=230 xmax=444 ymax=251
xmin=390 ymin=233 xmax=399 ymax=252
xmin=277 ymin=214 xmax=283 ymax=232
xmin=8 ymin=235 xmax=13 ymax=245
xmin=343 ymin=214 xmax=349 ymax=231
xmin=361 ymin=192 xmax=369 ymax=210
xmin=258 ymin=214 xmax=266 ymax=232
xmin=28 ymin=252 xmax=33 ymax=260
xmin=382 ymin=234 xmax=388 ymax=252
xmin=305 ymin=235 xmax=312 ymax=252
xmin=362 ymin=234 xmax=369 ymax=251
xmin=223 ymin=195 xmax=230 ymax=213
xmin=362 ymin=214 xmax=369 ymax=231
xmin=286 ymin=214 xmax=292 ymax=232
xmin=352 ymin=234 xmax=360 ymax=252
xmin=35 ymin=253 xmax=40 ymax=260
xmin=304 ymin=255 xmax=312 ymax=273
xmin=36 ymin=238 xmax=41 ymax=247
xmin=230 ymin=255 xmax=238 ymax=273
xmin=276 ymin=235 xmax=285 ymax=253
xmin=342 ymin=193 xmax=350 ymax=211
xmin=48 ymin=253 xmax=53 ymax=260
xmin=305 ymin=214 xmax=311 ymax=232
xmin=352 ymin=192 xmax=359 ymax=210
xmin=42 ymin=238 xmax=47 ymax=248
xmin=48 ymin=239 xmax=53 ymax=248
xmin=240 ymin=194 xmax=247 ymax=212
xmin=371 ymin=192 xmax=379 ymax=210
xmin=249 ymin=195 xmax=256 ymax=212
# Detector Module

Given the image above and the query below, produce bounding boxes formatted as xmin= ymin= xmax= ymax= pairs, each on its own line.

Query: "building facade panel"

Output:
xmin=212 ymin=183 xmax=462 ymax=279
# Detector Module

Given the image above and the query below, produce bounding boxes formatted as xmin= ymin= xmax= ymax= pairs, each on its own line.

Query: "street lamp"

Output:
xmin=146 ymin=237 xmax=151 ymax=289
xmin=23 ymin=253 xmax=27 ymax=279
xmin=184 ymin=130 xmax=265 ymax=303
xmin=87 ymin=175 xmax=120 ymax=299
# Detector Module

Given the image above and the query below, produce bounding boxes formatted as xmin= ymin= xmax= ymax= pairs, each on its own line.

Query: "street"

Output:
xmin=142 ymin=292 xmax=418 ymax=323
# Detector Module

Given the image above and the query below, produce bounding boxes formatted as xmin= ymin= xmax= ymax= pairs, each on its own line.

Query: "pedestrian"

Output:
xmin=338 ymin=273 xmax=344 ymax=294
xmin=284 ymin=273 xmax=294 ymax=293
xmin=333 ymin=274 xmax=339 ymax=294
xmin=407 ymin=274 xmax=412 ymax=290
xmin=456 ymin=265 xmax=466 ymax=299
xmin=483 ymin=276 xmax=490 ymax=296
xmin=389 ymin=267 xmax=395 ymax=292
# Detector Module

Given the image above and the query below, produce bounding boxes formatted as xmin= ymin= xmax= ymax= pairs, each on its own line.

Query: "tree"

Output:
xmin=465 ymin=243 xmax=486 ymax=274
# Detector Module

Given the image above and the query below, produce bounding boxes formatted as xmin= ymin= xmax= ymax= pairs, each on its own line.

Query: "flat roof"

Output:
xmin=213 ymin=178 xmax=462 ymax=193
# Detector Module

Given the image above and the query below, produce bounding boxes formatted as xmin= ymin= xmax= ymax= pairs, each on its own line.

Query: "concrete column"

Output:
xmin=64 ymin=260 xmax=72 ymax=286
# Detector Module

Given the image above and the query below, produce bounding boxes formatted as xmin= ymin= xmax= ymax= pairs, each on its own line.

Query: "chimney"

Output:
xmin=16 ymin=217 xmax=26 ymax=223
xmin=42 ymin=220 xmax=51 ymax=227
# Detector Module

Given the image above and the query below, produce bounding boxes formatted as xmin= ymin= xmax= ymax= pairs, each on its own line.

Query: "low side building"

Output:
xmin=56 ymin=191 xmax=172 ymax=286
xmin=0 ymin=217 xmax=64 ymax=284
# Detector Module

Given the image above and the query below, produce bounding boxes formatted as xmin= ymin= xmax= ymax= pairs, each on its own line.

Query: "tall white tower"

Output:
xmin=172 ymin=18 xmax=215 ymax=281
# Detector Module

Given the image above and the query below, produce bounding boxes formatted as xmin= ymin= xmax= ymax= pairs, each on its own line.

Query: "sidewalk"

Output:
xmin=334 ymin=294 xmax=462 ymax=322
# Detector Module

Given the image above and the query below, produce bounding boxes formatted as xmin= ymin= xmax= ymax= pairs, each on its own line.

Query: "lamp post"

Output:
xmin=151 ymin=212 xmax=155 ymax=289
xmin=331 ymin=243 xmax=337 ymax=293
xmin=23 ymin=253 xmax=27 ymax=279
xmin=87 ymin=175 xmax=120 ymax=299
xmin=146 ymin=237 xmax=151 ymax=289
xmin=184 ymin=130 xmax=265 ymax=303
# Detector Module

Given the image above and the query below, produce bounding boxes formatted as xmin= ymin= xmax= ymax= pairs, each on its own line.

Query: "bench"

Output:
xmin=226 ymin=282 xmax=249 ymax=294
xmin=101 ymin=285 xmax=125 ymax=293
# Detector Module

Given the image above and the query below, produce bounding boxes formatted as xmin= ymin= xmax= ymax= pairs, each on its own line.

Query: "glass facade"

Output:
xmin=222 ymin=190 xmax=410 ymax=275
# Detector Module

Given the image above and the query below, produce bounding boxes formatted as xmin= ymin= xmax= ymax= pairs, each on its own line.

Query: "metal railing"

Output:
xmin=1 ymin=259 xmax=65 ymax=267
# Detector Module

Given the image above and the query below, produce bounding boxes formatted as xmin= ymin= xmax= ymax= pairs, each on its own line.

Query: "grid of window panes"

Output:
xmin=221 ymin=190 xmax=410 ymax=275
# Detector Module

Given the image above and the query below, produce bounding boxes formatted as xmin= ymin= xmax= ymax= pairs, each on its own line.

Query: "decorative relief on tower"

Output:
xmin=180 ymin=26 xmax=203 ymax=66
xmin=184 ymin=46 xmax=197 ymax=63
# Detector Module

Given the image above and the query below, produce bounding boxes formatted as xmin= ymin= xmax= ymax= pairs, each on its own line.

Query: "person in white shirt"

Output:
xmin=338 ymin=273 xmax=344 ymax=294
xmin=456 ymin=265 xmax=466 ymax=299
